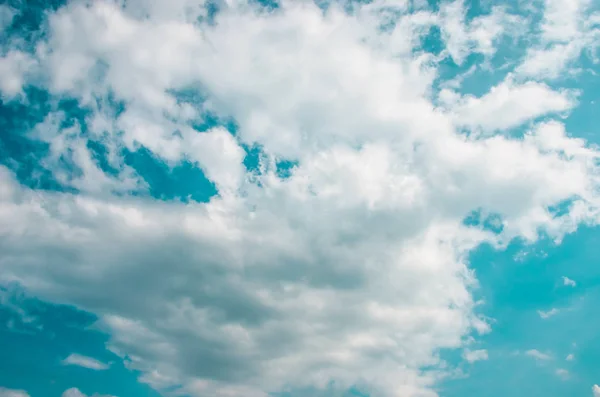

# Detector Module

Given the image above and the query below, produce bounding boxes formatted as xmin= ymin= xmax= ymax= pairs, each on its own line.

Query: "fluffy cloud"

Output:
xmin=462 ymin=349 xmax=488 ymax=363
xmin=1 ymin=1 xmax=600 ymax=397
xmin=516 ymin=0 xmax=600 ymax=79
xmin=438 ymin=78 xmax=576 ymax=133
xmin=563 ymin=276 xmax=577 ymax=287
xmin=62 ymin=354 xmax=110 ymax=371
xmin=594 ymin=384 xmax=600 ymax=397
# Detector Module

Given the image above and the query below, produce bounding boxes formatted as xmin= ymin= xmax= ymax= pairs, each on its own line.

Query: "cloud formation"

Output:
xmin=62 ymin=354 xmax=110 ymax=371
xmin=1 ymin=0 xmax=600 ymax=397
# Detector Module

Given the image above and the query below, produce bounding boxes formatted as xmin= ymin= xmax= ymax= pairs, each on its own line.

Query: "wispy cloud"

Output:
xmin=563 ymin=276 xmax=577 ymax=287
xmin=525 ymin=349 xmax=552 ymax=361
xmin=555 ymin=368 xmax=569 ymax=379
xmin=62 ymin=354 xmax=109 ymax=371
xmin=538 ymin=308 xmax=560 ymax=319
xmin=463 ymin=349 xmax=489 ymax=363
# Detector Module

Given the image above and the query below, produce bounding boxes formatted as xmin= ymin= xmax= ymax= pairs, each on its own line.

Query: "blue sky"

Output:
xmin=1 ymin=0 xmax=600 ymax=397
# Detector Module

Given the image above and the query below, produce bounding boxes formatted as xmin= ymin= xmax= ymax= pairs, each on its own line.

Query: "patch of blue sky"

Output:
xmin=438 ymin=225 xmax=600 ymax=396
xmin=0 ymin=286 xmax=162 ymax=397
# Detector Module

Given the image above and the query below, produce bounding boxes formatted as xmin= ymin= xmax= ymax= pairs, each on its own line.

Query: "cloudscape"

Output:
xmin=1 ymin=0 xmax=600 ymax=396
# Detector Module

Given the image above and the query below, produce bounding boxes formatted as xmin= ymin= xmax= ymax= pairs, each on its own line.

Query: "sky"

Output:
xmin=0 ymin=0 xmax=600 ymax=396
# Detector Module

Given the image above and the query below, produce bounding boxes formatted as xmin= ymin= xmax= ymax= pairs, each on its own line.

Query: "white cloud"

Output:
xmin=525 ymin=349 xmax=553 ymax=361
xmin=61 ymin=388 xmax=115 ymax=397
xmin=0 ymin=51 xmax=36 ymax=100
xmin=540 ymin=0 xmax=589 ymax=43
xmin=563 ymin=276 xmax=577 ymax=287
xmin=62 ymin=354 xmax=109 ymax=371
xmin=438 ymin=1 xmax=522 ymax=65
xmin=516 ymin=0 xmax=599 ymax=80
xmin=0 ymin=388 xmax=29 ymax=397
xmin=0 ymin=1 xmax=599 ymax=397
xmin=556 ymin=368 xmax=569 ymax=379
xmin=538 ymin=308 xmax=560 ymax=319
xmin=462 ymin=349 xmax=488 ymax=363
xmin=516 ymin=42 xmax=584 ymax=80
xmin=566 ymin=354 xmax=575 ymax=361
xmin=438 ymin=78 xmax=575 ymax=133
xmin=594 ymin=384 xmax=600 ymax=397
xmin=62 ymin=389 xmax=86 ymax=397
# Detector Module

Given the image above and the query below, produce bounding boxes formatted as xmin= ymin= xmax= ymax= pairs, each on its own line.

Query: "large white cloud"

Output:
xmin=1 ymin=1 xmax=599 ymax=397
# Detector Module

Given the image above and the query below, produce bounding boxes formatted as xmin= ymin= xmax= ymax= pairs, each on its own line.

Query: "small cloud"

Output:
xmin=62 ymin=389 xmax=86 ymax=397
xmin=463 ymin=349 xmax=489 ymax=363
xmin=525 ymin=349 xmax=552 ymax=361
xmin=0 ymin=388 xmax=30 ymax=397
xmin=566 ymin=354 xmax=575 ymax=361
xmin=62 ymin=354 xmax=109 ymax=371
xmin=593 ymin=384 xmax=600 ymax=397
xmin=563 ymin=276 xmax=576 ymax=287
xmin=61 ymin=388 xmax=116 ymax=397
xmin=538 ymin=308 xmax=560 ymax=319
xmin=556 ymin=368 xmax=569 ymax=379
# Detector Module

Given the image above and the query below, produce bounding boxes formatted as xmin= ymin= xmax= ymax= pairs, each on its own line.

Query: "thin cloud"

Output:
xmin=62 ymin=354 xmax=109 ymax=371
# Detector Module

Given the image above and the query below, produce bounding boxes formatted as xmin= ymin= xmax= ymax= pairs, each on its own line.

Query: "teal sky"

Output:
xmin=1 ymin=0 xmax=600 ymax=397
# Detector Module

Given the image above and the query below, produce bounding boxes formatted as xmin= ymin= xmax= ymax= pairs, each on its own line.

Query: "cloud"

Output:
xmin=525 ymin=350 xmax=553 ymax=361
xmin=594 ymin=384 xmax=600 ymax=397
xmin=0 ymin=388 xmax=29 ymax=397
xmin=566 ymin=354 xmax=575 ymax=361
xmin=563 ymin=276 xmax=577 ymax=287
xmin=0 ymin=5 xmax=15 ymax=34
xmin=438 ymin=78 xmax=576 ymax=133
xmin=437 ymin=2 xmax=523 ymax=65
xmin=538 ymin=308 xmax=560 ymax=319
xmin=0 ymin=1 xmax=599 ymax=397
xmin=61 ymin=388 xmax=115 ymax=397
xmin=556 ymin=368 xmax=569 ymax=379
xmin=62 ymin=354 xmax=110 ymax=371
xmin=462 ymin=349 xmax=488 ymax=363
xmin=0 ymin=51 xmax=36 ymax=100
xmin=516 ymin=0 xmax=600 ymax=80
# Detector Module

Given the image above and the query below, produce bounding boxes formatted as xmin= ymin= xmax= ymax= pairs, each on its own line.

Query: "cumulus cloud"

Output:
xmin=62 ymin=354 xmax=110 ymax=371
xmin=0 ymin=1 xmax=599 ymax=397
xmin=594 ymin=384 xmax=600 ymax=397
xmin=0 ymin=388 xmax=29 ymax=397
